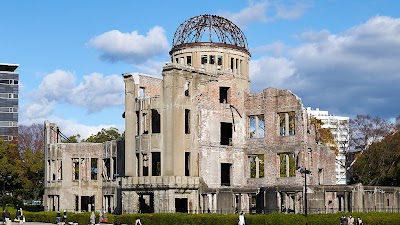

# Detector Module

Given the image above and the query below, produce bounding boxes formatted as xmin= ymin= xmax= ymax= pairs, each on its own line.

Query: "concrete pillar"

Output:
xmin=123 ymin=73 xmax=138 ymax=177
xmin=162 ymin=69 xmax=185 ymax=176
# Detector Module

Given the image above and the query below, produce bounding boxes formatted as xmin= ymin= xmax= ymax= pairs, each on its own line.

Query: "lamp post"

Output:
xmin=0 ymin=175 xmax=11 ymax=212
xmin=300 ymin=168 xmax=311 ymax=216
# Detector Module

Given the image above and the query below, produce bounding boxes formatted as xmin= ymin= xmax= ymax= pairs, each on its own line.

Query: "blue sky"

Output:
xmin=2 ymin=0 xmax=400 ymax=139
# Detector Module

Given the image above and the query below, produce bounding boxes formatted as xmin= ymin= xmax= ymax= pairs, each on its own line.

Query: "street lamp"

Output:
xmin=0 ymin=175 xmax=11 ymax=212
xmin=299 ymin=168 xmax=311 ymax=216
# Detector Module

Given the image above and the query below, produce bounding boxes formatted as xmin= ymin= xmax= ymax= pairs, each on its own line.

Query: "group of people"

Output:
xmin=2 ymin=208 xmax=24 ymax=224
xmin=340 ymin=214 xmax=363 ymax=225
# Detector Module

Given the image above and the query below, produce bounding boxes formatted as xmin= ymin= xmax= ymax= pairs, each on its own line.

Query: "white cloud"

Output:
xmin=250 ymin=15 xmax=400 ymax=118
xmin=36 ymin=70 xmax=76 ymax=101
xmin=25 ymin=70 xmax=124 ymax=119
xmin=88 ymin=26 xmax=169 ymax=63
xmin=221 ymin=0 xmax=309 ymax=27
xmin=20 ymin=98 xmax=56 ymax=123
xmin=70 ymin=73 xmax=124 ymax=112
xmin=135 ymin=60 xmax=166 ymax=77
xmin=221 ymin=1 xmax=269 ymax=27
xmin=250 ymin=56 xmax=296 ymax=91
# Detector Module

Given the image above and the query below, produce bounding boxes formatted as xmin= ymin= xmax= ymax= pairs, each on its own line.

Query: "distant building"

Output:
xmin=307 ymin=108 xmax=349 ymax=185
xmin=0 ymin=63 xmax=19 ymax=141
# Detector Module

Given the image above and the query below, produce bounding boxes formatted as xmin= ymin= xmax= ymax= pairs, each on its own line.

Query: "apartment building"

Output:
xmin=0 ymin=63 xmax=19 ymax=141
xmin=307 ymin=108 xmax=350 ymax=184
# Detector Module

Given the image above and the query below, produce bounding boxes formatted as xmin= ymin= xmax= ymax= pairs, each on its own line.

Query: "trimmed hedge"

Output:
xmin=21 ymin=211 xmax=400 ymax=225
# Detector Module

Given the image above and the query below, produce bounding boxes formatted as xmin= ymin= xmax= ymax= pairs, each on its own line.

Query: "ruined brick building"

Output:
xmin=43 ymin=15 xmax=400 ymax=214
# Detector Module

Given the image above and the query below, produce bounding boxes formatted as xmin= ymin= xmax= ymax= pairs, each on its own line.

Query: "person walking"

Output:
xmin=347 ymin=215 xmax=354 ymax=225
xmin=55 ymin=211 xmax=61 ymax=224
xmin=62 ymin=210 xmax=67 ymax=223
xmin=3 ymin=210 xmax=10 ymax=225
xmin=135 ymin=218 xmax=142 ymax=225
xmin=238 ymin=211 xmax=245 ymax=225
xmin=357 ymin=217 xmax=363 ymax=225
xmin=90 ymin=212 xmax=95 ymax=225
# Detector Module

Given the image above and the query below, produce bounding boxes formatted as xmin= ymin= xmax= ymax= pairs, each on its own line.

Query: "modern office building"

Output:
xmin=0 ymin=63 xmax=19 ymax=141
xmin=307 ymin=108 xmax=350 ymax=185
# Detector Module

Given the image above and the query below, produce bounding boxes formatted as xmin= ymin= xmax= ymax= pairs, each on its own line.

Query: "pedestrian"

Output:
xmin=62 ymin=210 xmax=67 ymax=223
xmin=3 ymin=210 xmax=10 ymax=224
xmin=90 ymin=212 xmax=95 ymax=225
xmin=98 ymin=210 xmax=103 ymax=223
xmin=238 ymin=211 xmax=245 ymax=225
xmin=340 ymin=214 xmax=347 ymax=225
xmin=357 ymin=217 xmax=363 ymax=225
xmin=348 ymin=215 xmax=354 ymax=225
xmin=135 ymin=218 xmax=142 ymax=225
xmin=55 ymin=211 xmax=60 ymax=224
xmin=19 ymin=208 xmax=24 ymax=224
xmin=14 ymin=209 xmax=21 ymax=222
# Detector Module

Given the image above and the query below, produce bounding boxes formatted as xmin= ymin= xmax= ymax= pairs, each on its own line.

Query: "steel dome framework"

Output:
xmin=171 ymin=14 xmax=249 ymax=54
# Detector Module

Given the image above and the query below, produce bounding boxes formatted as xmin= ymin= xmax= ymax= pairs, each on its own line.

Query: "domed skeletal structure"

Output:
xmin=171 ymin=14 xmax=249 ymax=55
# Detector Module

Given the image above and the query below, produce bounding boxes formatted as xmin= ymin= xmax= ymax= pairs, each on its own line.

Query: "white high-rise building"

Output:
xmin=307 ymin=107 xmax=349 ymax=185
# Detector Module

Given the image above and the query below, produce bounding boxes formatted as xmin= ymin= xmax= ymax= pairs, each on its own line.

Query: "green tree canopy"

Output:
xmin=18 ymin=124 xmax=45 ymax=200
xmin=62 ymin=134 xmax=80 ymax=143
xmin=82 ymin=127 xmax=122 ymax=143
xmin=353 ymin=129 xmax=400 ymax=186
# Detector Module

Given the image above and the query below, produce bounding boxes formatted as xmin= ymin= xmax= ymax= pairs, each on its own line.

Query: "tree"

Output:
xmin=0 ymin=139 xmax=23 ymax=198
xmin=18 ymin=124 xmax=45 ymax=200
xmin=18 ymin=123 xmax=44 ymax=154
xmin=82 ymin=127 xmax=122 ymax=143
xmin=352 ymin=130 xmax=400 ymax=186
xmin=349 ymin=115 xmax=395 ymax=151
xmin=310 ymin=117 xmax=338 ymax=155
xmin=62 ymin=134 xmax=80 ymax=143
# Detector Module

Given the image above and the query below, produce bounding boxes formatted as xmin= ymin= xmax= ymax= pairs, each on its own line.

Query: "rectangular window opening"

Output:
xmin=279 ymin=153 xmax=296 ymax=177
xmin=221 ymin=163 xmax=231 ymax=186
xmin=151 ymin=152 xmax=161 ymax=176
xmin=217 ymin=56 xmax=223 ymax=66
xmin=142 ymin=154 xmax=149 ymax=176
xmin=279 ymin=112 xmax=296 ymax=136
xmin=142 ymin=112 xmax=148 ymax=134
xmin=184 ymin=81 xmax=190 ymax=96
xmin=187 ymin=56 xmax=192 ymax=65
xmin=288 ymin=112 xmax=295 ymax=135
xmin=209 ymin=55 xmax=215 ymax=64
xmin=219 ymin=87 xmax=230 ymax=103
xmin=185 ymin=152 xmax=190 ymax=176
xmin=248 ymin=115 xmax=264 ymax=138
xmin=185 ymin=109 xmax=190 ymax=134
xmin=201 ymin=55 xmax=208 ymax=64
xmin=139 ymin=87 xmax=145 ymax=98
xmin=151 ymin=109 xmax=161 ymax=133
xmin=72 ymin=158 xmax=79 ymax=180
xmin=249 ymin=154 xmax=264 ymax=178
xmin=91 ymin=158 xmax=98 ymax=180
xmin=220 ymin=122 xmax=232 ymax=146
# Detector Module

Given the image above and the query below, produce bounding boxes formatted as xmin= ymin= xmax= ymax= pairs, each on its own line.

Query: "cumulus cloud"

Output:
xmin=88 ymin=26 xmax=169 ymax=64
xmin=250 ymin=16 xmax=400 ymax=118
xmin=135 ymin=60 xmax=166 ymax=77
xmin=24 ymin=70 xmax=124 ymax=120
xmin=221 ymin=0 xmax=309 ymax=27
